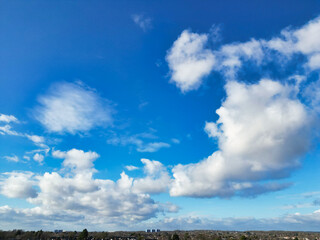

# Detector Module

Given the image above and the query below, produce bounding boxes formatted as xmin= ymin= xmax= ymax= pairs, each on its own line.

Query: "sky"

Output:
xmin=1 ymin=0 xmax=320 ymax=232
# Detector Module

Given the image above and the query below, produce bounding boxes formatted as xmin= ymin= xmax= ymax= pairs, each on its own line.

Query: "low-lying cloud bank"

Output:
xmin=144 ymin=210 xmax=320 ymax=231
xmin=0 ymin=149 xmax=177 ymax=230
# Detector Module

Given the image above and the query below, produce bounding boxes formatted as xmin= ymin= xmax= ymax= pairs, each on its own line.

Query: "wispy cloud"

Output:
xmin=0 ymin=114 xmax=18 ymax=123
xmin=0 ymin=113 xmax=48 ymax=152
xmin=125 ymin=165 xmax=139 ymax=171
xmin=132 ymin=14 xmax=152 ymax=32
xmin=3 ymin=155 xmax=19 ymax=162
xmin=34 ymin=82 xmax=114 ymax=135
xmin=107 ymin=131 xmax=171 ymax=153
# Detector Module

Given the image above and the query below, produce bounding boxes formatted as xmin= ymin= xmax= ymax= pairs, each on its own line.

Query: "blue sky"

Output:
xmin=1 ymin=0 xmax=320 ymax=231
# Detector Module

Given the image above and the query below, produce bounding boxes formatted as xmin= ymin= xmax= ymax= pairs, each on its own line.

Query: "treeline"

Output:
xmin=0 ymin=229 xmax=108 ymax=240
xmin=0 ymin=229 xmax=319 ymax=240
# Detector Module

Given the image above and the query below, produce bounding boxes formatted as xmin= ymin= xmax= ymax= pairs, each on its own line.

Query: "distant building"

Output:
xmin=146 ymin=229 xmax=159 ymax=233
xmin=54 ymin=230 xmax=63 ymax=233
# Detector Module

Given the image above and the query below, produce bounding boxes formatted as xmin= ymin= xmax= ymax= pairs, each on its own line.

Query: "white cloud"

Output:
xmin=0 ymin=149 xmax=175 ymax=230
xmin=0 ymin=124 xmax=19 ymax=136
xmin=132 ymin=14 xmax=152 ymax=31
xmin=0 ymin=114 xmax=47 ymax=149
xmin=125 ymin=165 xmax=139 ymax=171
xmin=171 ymin=138 xmax=180 ymax=144
xmin=161 ymin=202 xmax=180 ymax=213
xmin=166 ymin=30 xmax=215 ymax=92
xmin=34 ymin=82 xmax=113 ymax=134
xmin=137 ymin=142 xmax=170 ymax=152
xmin=33 ymin=153 xmax=44 ymax=164
xmin=170 ymin=79 xmax=311 ymax=197
xmin=132 ymin=159 xmax=171 ymax=194
xmin=1 ymin=172 xmax=37 ymax=199
xmin=293 ymin=17 xmax=320 ymax=54
xmin=0 ymin=125 xmax=47 ymax=148
xmin=107 ymin=132 xmax=171 ymax=153
xmin=4 ymin=155 xmax=19 ymax=162
xmin=25 ymin=134 xmax=48 ymax=148
xmin=307 ymin=53 xmax=320 ymax=70
xmin=0 ymin=114 xmax=18 ymax=123
xmin=26 ymin=135 xmax=45 ymax=144
xmin=217 ymin=39 xmax=264 ymax=78
xmin=52 ymin=148 xmax=99 ymax=174
xmin=166 ymin=15 xmax=320 ymax=91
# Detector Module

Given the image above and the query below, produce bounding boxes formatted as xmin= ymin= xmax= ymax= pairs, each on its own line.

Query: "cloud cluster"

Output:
xmin=35 ymin=82 xmax=113 ymax=134
xmin=170 ymin=79 xmax=311 ymax=197
xmin=0 ymin=149 xmax=176 ymax=229
xmin=164 ymin=15 xmax=320 ymax=198
xmin=166 ymin=16 xmax=320 ymax=92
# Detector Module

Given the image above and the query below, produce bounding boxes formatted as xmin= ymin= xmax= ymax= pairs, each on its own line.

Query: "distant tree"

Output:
xmin=15 ymin=230 xmax=23 ymax=236
xmin=197 ymin=233 xmax=207 ymax=240
xmin=36 ymin=230 xmax=43 ymax=240
xmin=240 ymin=236 xmax=247 ymax=240
xmin=184 ymin=232 xmax=190 ymax=240
xmin=137 ymin=233 xmax=143 ymax=240
xmin=79 ymin=229 xmax=88 ymax=240
xmin=172 ymin=233 xmax=180 ymax=240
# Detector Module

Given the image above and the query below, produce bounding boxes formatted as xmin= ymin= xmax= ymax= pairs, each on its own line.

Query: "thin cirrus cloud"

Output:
xmin=34 ymin=81 xmax=114 ymax=135
xmin=0 ymin=114 xmax=47 ymax=148
xmin=3 ymin=155 xmax=19 ymax=163
xmin=132 ymin=14 xmax=152 ymax=32
xmin=107 ymin=132 xmax=171 ymax=153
